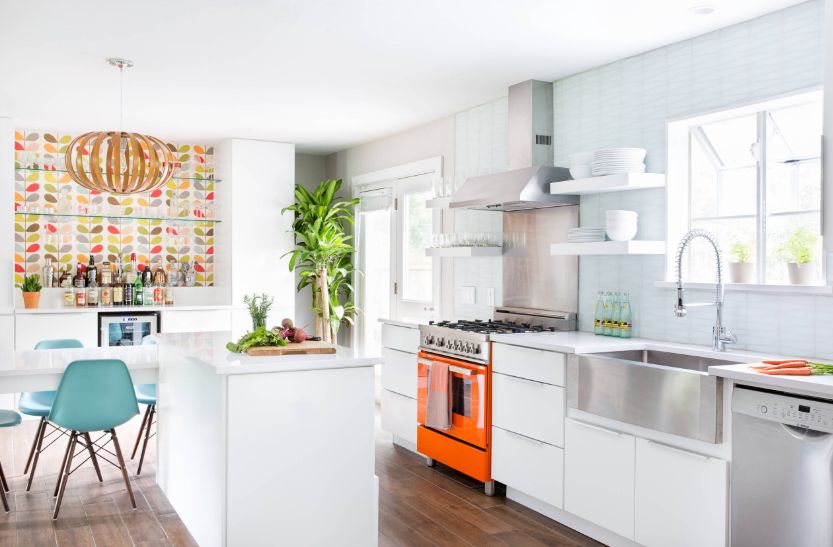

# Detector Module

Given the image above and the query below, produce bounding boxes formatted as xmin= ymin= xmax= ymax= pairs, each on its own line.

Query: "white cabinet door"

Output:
xmin=564 ymin=418 xmax=635 ymax=540
xmin=492 ymin=426 xmax=564 ymax=508
xmin=381 ymin=348 xmax=417 ymax=399
xmin=381 ymin=323 xmax=420 ymax=354
xmin=162 ymin=309 xmax=232 ymax=334
xmin=15 ymin=313 xmax=98 ymax=349
xmin=380 ymin=389 xmax=417 ymax=445
xmin=635 ymin=438 xmax=728 ymax=547
xmin=492 ymin=372 xmax=564 ymax=446
xmin=492 ymin=343 xmax=565 ymax=386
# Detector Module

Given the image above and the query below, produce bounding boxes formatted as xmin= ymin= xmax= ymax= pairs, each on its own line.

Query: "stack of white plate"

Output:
xmin=569 ymin=151 xmax=594 ymax=179
xmin=568 ymin=227 xmax=606 ymax=243
xmin=605 ymin=210 xmax=638 ymax=241
xmin=591 ymin=148 xmax=647 ymax=176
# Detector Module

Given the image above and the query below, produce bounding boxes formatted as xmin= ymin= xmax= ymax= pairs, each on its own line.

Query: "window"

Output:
xmin=669 ymin=90 xmax=823 ymax=285
xmin=401 ymin=187 xmax=433 ymax=302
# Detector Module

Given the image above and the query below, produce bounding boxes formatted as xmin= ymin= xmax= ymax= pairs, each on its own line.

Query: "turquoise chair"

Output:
xmin=49 ymin=359 xmax=139 ymax=519
xmin=21 ymin=339 xmax=95 ymax=493
xmin=0 ymin=410 xmax=21 ymax=512
xmin=132 ymin=336 xmax=158 ymax=475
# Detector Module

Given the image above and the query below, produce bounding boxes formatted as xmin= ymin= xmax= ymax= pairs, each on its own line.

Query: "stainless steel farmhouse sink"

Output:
xmin=567 ymin=350 xmax=742 ymax=443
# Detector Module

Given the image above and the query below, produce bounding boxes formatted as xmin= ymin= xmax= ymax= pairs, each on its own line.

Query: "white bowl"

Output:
xmin=569 ymin=151 xmax=594 ymax=165
xmin=606 ymin=209 xmax=638 ymax=217
xmin=606 ymin=224 xmax=638 ymax=241
xmin=569 ymin=165 xmax=592 ymax=179
xmin=606 ymin=219 xmax=637 ymax=228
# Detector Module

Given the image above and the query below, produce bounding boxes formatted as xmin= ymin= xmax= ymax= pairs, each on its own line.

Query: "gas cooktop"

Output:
xmin=428 ymin=319 xmax=557 ymax=335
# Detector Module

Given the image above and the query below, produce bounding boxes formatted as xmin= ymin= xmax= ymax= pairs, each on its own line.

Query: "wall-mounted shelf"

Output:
xmin=550 ymin=240 xmax=666 ymax=256
xmin=14 ymin=211 xmax=221 ymax=224
xmin=426 ymin=247 xmax=502 ymax=257
xmin=550 ymin=173 xmax=665 ymax=195
xmin=15 ymin=166 xmax=220 ymax=183
xmin=426 ymin=197 xmax=452 ymax=209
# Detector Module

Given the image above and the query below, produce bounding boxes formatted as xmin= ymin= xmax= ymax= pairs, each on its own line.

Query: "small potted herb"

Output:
xmin=728 ymin=240 xmax=755 ymax=283
xmin=244 ymin=293 xmax=273 ymax=331
xmin=20 ymin=274 xmax=42 ymax=309
xmin=780 ymin=227 xmax=819 ymax=285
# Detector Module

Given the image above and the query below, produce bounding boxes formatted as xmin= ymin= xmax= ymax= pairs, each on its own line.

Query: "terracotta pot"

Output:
xmin=22 ymin=291 xmax=40 ymax=309
xmin=787 ymin=262 xmax=817 ymax=285
xmin=728 ymin=262 xmax=755 ymax=284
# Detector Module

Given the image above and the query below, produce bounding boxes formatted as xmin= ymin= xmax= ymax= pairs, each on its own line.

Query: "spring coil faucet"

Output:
xmin=674 ymin=229 xmax=737 ymax=351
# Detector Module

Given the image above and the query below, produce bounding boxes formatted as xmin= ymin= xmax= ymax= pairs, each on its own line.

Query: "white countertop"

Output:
xmin=0 ymin=345 xmax=157 ymax=376
xmin=153 ymin=331 xmax=381 ymax=375
xmin=378 ymin=317 xmax=423 ymax=329
xmin=710 ymin=363 xmax=833 ymax=399
xmin=15 ymin=304 xmax=233 ymax=315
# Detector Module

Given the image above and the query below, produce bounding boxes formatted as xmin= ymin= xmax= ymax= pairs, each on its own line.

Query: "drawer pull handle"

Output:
xmin=418 ymin=359 xmax=473 ymax=376
xmin=646 ymin=439 xmax=710 ymax=461
xmin=572 ymin=420 xmax=622 ymax=437
xmin=502 ymin=428 xmax=545 ymax=446
xmin=504 ymin=374 xmax=546 ymax=387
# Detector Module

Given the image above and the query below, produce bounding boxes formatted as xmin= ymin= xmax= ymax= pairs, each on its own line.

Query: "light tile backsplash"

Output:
xmin=450 ymin=0 xmax=828 ymax=357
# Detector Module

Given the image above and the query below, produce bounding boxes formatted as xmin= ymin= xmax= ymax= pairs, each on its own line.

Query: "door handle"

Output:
xmin=503 ymin=374 xmax=546 ymax=387
xmin=646 ymin=439 xmax=710 ymax=461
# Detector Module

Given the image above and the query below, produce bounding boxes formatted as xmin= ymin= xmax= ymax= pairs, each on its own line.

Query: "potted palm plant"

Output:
xmin=780 ymin=227 xmax=819 ymax=285
xmin=728 ymin=240 xmax=755 ymax=283
xmin=282 ymin=179 xmax=359 ymax=343
xmin=20 ymin=274 xmax=42 ymax=309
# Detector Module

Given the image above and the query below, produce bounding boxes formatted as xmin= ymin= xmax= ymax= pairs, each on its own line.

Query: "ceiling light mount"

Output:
xmin=688 ymin=4 xmax=717 ymax=16
xmin=107 ymin=57 xmax=134 ymax=70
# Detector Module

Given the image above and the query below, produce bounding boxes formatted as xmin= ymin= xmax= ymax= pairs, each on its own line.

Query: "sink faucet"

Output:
xmin=674 ymin=229 xmax=737 ymax=352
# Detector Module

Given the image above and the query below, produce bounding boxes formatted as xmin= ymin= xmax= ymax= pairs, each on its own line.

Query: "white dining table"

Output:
xmin=0 ymin=345 xmax=158 ymax=395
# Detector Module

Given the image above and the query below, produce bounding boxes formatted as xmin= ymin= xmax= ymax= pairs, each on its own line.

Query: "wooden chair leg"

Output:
xmin=23 ymin=417 xmax=45 ymax=475
xmin=136 ymin=405 xmax=155 ymax=476
xmin=0 ymin=471 xmax=8 ymax=513
xmin=111 ymin=429 xmax=137 ymax=509
xmin=83 ymin=433 xmax=103 ymax=483
xmin=53 ymin=432 xmax=75 ymax=497
xmin=26 ymin=417 xmax=48 ymax=492
xmin=53 ymin=431 xmax=77 ymax=519
xmin=131 ymin=405 xmax=151 ymax=460
xmin=0 ymin=460 xmax=9 ymax=493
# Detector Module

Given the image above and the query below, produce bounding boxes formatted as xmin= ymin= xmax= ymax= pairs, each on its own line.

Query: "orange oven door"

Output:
xmin=417 ymin=351 xmax=488 ymax=449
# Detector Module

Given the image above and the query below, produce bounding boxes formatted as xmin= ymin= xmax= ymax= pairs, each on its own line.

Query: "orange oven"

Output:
xmin=416 ymin=350 xmax=492 ymax=485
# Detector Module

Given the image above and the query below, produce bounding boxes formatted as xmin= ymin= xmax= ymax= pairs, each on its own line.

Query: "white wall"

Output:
xmin=0 ymin=118 xmax=14 ymax=310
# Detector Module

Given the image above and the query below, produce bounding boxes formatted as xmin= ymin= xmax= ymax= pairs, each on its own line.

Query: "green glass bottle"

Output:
xmin=133 ymin=271 xmax=144 ymax=306
xmin=593 ymin=291 xmax=605 ymax=335
xmin=603 ymin=291 xmax=613 ymax=336
xmin=620 ymin=292 xmax=633 ymax=339
xmin=612 ymin=292 xmax=621 ymax=337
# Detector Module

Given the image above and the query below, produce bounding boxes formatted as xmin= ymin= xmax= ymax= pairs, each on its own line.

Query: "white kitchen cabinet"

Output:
xmin=492 ymin=426 xmax=564 ymax=508
xmin=635 ymin=438 xmax=727 ymax=547
xmin=381 ymin=348 xmax=417 ymax=399
xmin=492 ymin=343 xmax=565 ymax=386
xmin=380 ymin=389 xmax=417 ymax=446
xmin=15 ymin=312 xmax=98 ymax=349
xmin=162 ymin=309 xmax=232 ymax=334
xmin=492 ymin=372 xmax=564 ymax=447
xmin=381 ymin=323 xmax=420 ymax=354
xmin=564 ymin=418 xmax=635 ymax=540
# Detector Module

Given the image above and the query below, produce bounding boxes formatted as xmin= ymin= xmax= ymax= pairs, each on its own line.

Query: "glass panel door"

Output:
xmin=396 ymin=174 xmax=437 ymax=320
xmin=357 ymin=191 xmax=393 ymax=357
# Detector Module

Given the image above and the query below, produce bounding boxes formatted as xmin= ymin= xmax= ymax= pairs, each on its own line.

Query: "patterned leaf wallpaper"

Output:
xmin=13 ymin=130 xmax=216 ymax=287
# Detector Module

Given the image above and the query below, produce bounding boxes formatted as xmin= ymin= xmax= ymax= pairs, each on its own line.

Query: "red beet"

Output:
xmin=292 ymin=328 xmax=308 ymax=343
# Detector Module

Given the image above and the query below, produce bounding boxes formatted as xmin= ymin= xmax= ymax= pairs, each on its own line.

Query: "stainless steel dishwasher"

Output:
xmin=732 ymin=386 xmax=833 ymax=547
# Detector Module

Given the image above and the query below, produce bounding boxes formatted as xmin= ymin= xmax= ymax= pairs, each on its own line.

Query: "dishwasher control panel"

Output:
xmin=733 ymin=387 xmax=833 ymax=433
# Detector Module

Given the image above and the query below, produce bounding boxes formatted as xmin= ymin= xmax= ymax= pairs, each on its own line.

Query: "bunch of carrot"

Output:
xmin=749 ymin=359 xmax=833 ymax=376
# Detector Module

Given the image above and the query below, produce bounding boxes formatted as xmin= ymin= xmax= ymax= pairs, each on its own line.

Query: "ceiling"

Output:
xmin=0 ymin=0 xmax=809 ymax=154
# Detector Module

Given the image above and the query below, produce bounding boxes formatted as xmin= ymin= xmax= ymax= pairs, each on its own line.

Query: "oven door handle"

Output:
xmin=418 ymin=359 xmax=474 ymax=376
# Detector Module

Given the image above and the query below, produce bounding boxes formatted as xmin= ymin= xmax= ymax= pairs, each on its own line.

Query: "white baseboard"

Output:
xmin=506 ymin=487 xmax=640 ymax=547
xmin=392 ymin=434 xmax=418 ymax=453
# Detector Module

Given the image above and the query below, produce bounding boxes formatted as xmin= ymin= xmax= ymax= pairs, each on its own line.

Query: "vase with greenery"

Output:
xmin=282 ymin=179 xmax=360 ymax=343
xmin=244 ymin=293 xmax=273 ymax=331
xmin=728 ymin=240 xmax=755 ymax=283
xmin=20 ymin=274 xmax=42 ymax=309
xmin=779 ymin=227 xmax=819 ymax=285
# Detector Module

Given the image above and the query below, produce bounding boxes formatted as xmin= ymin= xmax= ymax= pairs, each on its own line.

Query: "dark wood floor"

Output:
xmin=1 ymin=409 xmax=603 ymax=546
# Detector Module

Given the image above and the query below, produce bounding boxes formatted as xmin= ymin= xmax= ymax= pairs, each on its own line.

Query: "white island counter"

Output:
xmin=153 ymin=331 xmax=380 ymax=547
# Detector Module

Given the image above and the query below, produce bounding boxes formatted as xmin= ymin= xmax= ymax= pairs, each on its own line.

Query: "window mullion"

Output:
xmin=756 ymin=111 xmax=768 ymax=284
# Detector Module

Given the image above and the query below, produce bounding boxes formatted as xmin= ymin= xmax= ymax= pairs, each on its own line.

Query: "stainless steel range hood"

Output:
xmin=449 ymin=80 xmax=578 ymax=211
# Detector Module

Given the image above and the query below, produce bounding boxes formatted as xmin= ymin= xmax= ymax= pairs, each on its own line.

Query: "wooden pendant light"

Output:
xmin=64 ymin=58 xmax=176 ymax=195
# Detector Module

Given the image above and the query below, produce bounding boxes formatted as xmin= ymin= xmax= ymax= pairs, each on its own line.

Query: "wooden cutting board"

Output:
xmin=245 ymin=341 xmax=337 ymax=356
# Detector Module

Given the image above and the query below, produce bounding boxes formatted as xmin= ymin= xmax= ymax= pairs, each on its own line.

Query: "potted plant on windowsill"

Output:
xmin=728 ymin=240 xmax=755 ymax=283
xmin=780 ymin=227 xmax=819 ymax=285
xmin=20 ymin=274 xmax=42 ymax=309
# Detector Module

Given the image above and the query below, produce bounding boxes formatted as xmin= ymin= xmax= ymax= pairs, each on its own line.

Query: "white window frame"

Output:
xmin=664 ymin=88 xmax=827 ymax=293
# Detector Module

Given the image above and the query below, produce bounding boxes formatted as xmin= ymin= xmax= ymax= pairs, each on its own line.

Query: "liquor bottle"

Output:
xmin=130 ymin=253 xmax=138 ymax=280
xmin=593 ymin=291 xmax=605 ymax=335
xmin=86 ymin=254 xmax=97 ymax=287
xmin=123 ymin=269 xmax=133 ymax=307
xmin=113 ymin=267 xmax=124 ymax=306
xmin=99 ymin=265 xmax=112 ymax=307
xmin=86 ymin=270 xmax=99 ymax=307
xmin=143 ymin=267 xmax=155 ymax=306
xmin=74 ymin=263 xmax=86 ymax=289
xmin=142 ymin=262 xmax=153 ymax=288
xmin=620 ymin=292 xmax=633 ymax=339
xmin=133 ymin=272 xmax=143 ymax=306
xmin=74 ymin=284 xmax=86 ymax=307
xmin=42 ymin=258 xmax=55 ymax=289
xmin=153 ymin=265 xmax=166 ymax=306
xmin=164 ymin=272 xmax=175 ymax=306
xmin=62 ymin=270 xmax=74 ymax=307
xmin=611 ymin=291 xmax=621 ymax=337
xmin=603 ymin=291 xmax=613 ymax=336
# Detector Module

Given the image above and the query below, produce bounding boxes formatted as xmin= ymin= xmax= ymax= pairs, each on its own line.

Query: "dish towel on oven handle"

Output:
xmin=425 ymin=361 xmax=452 ymax=430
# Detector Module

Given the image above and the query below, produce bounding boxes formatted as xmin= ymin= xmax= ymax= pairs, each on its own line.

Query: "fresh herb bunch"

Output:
xmin=20 ymin=274 xmax=42 ymax=293
xmin=226 ymin=327 xmax=287 ymax=353
xmin=243 ymin=293 xmax=273 ymax=331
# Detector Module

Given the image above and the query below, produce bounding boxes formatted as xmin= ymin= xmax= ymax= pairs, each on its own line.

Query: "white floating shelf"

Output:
xmin=550 ymin=240 xmax=666 ymax=256
xmin=426 ymin=197 xmax=453 ymax=209
xmin=426 ymin=246 xmax=505 ymax=257
xmin=550 ymin=173 xmax=666 ymax=195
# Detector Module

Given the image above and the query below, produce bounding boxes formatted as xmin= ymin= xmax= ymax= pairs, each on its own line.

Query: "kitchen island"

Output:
xmin=153 ymin=331 xmax=379 ymax=547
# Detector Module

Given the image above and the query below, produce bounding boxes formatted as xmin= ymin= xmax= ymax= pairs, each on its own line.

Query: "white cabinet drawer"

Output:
xmin=15 ymin=313 xmax=98 ymax=349
xmin=492 ymin=372 xmax=564 ymax=447
xmin=381 ymin=348 xmax=417 ymax=399
xmin=492 ymin=426 xmax=563 ymax=509
xmin=565 ymin=418 xmax=635 ymax=540
xmin=635 ymin=438 xmax=727 ymax=547
xmin=492 ymin=343 xmax=565 ymax=386
xmin=380 ymin=390 xmax=416 ymax=445
xmin=162 ymin=309 xmax=232 ymax=334
xmin=381 ymin=324 xmax=420 ymax=354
